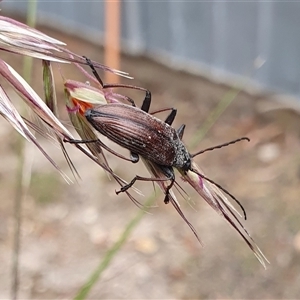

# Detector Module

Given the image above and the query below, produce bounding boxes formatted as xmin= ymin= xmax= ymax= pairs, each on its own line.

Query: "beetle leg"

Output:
xmin=130 ymin=152 xmax=139 ymax=163
xmin=64 ymin=137 xmax=138 ymax=163
xmin=116 ymin=175 xmax=166 ymax=195
xmin=116 ymin=165 xmax=175 ymax=204
xmin=177 ymin=124 xmax=186 ymax=140
xmin=164 ymin=109 xmax=177 ymax=125
xmin=159 ymin=166 xmax=176 ymax=204
xmin=150 ymin=107 xmax=173 ymax=115
xmin=84 ymin=56 xmax=151 ymax=109
xmin=115 ymin=95 xmax=136 ymax=107
xmin=140 ymin=91 xmax=151 ymax=112
xmin=99 ymin=85 xmax=151 ymax=112
xmin=148 ymin=107 xmax=177 ymax=126
xmin=100 ymin=85 xmax=151 ymax=110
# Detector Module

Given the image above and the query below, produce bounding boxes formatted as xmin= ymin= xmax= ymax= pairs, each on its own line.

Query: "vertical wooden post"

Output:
xmin=104 ymin=0 xmax=121 ymax=83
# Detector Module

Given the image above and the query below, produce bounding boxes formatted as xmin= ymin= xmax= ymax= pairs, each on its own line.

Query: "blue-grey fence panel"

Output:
xmin=222 ymin=2 xmax=259 ymax=75
xmin=169 ymin=2 xmax=214 ymax=65
xmin=267 ymin=2 xmax=300 ymax=95
xmin=2 ymin=1 xmax=300 ymax=100
xmin=143 ymin=1 xmax=172 ymax=55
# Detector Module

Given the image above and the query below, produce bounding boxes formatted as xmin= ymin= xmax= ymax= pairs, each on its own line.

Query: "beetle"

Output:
xmin=84 ymin=92 xmax=248 ymax=216
xmin=66 ymin=57 xmax=249 ymax=218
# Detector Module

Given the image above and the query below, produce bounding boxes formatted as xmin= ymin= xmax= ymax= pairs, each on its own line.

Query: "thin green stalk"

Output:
xmin=190 ymin=61 xmax=260 ymax=149
xmin=11 ymin=2 xmax=37 ymax=299
xmin=190 ymin=86 xmax=241 ymax=149
xmin=74 ymin=194 xmax=156 ymax=300
xmin=11 ymin=138 xmax=25 ymax=300
xmin=23 ymin=0 xmax=37 ymax=81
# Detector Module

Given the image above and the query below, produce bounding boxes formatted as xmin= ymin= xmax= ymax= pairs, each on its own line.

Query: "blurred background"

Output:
xmin=1 ymin=1 xmax=300 ymax=299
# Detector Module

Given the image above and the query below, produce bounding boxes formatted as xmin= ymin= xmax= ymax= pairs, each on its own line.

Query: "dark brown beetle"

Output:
xmin=63 ymin=59 xmax=274 ymax=267
xmin=67 ymin=57 xmax=249 ymax=218
xmin=85 ymin=103 xmax=190 ymax=170
xmin=85 ymin=98 xmax=188 ymax=204
xmin=84 ymin=90 xmax=248 ymax=215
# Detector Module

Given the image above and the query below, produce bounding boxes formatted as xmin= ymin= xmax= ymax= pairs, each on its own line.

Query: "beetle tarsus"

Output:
xmin=116 ymin=177 xmax=138 ymax=194
xmin=159 ymin=166 xmax=175 ymax=205
xmin=164 ymin=194 xmax=170 ymax=204
xmin=115 ymin=171 xmax=175 ymax=199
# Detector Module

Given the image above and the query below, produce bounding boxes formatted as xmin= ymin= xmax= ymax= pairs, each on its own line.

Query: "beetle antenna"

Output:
xmin=191 ymin=137 xmax=250 ymax=158
xmin=190 ymin=168 xmax=247 ymax=220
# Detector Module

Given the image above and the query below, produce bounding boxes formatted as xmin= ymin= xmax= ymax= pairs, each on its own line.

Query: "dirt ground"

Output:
xmin=1 ymin=25 xmax=300 ymax=299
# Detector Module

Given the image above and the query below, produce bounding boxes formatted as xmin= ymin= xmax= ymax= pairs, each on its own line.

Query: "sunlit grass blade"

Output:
xmin=0 ymin=60 xmax=73 ymax=138
xmin=179 ymin=162 xmax=269 ymax=268
xmin=0 ymin=16 xmax=133 ymax=79
xmin=43 ymin=60 xmax=80 ymax=180
xmin=190 ymin=86 xmax=241 ymax=149
xmin=0 ymin=85 xmax=32 ymax=140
